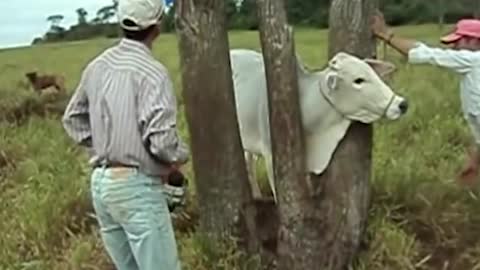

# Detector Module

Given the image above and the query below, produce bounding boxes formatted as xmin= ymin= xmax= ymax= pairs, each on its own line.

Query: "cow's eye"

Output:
xmin=354 ymin=78 xmax=365 ymax=84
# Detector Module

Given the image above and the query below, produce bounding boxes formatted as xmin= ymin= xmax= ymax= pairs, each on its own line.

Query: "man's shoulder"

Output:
xmin=95 ymin=44 xmax=120 ymax=62
xmin=470 ymin=51 xmax=480 ymax=69
xmin=454 ymin=50 xmax=480 ymax=67
xmin=83 ymin=47 xmax=114 ymax=70
xmin=143 ymin=56 xmax=169 ymax=74
xmin=141 ymin=58 xmax=171 ymax=85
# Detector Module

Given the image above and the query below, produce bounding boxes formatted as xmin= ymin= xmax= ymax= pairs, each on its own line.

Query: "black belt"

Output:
xmin=96 ymin=162 xmax=138 ymax=169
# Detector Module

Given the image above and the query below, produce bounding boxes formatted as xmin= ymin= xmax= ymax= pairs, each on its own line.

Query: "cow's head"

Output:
xmin=321 ymin=52 xmax=408 ymax=123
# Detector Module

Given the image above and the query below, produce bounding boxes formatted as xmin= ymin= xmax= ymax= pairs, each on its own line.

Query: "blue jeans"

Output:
xmin=90 ymin=167 xmax=181 ymax=270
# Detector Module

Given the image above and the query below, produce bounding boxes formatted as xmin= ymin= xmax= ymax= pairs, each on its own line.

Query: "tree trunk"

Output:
xmin=257 ymin=0 xmax=328 ymax=270
xmin=306 ymin=0 xmax=377 ymax=269
xmin=174 ymin=0 xmax=259 ymax=253
xmin=438 ymin=0 xmax=445 ymax=30
xmin=256 ymin=0 xmax=379 ymax=269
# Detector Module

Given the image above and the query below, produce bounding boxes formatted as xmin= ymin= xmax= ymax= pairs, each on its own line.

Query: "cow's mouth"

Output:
xmin=382 ymin=94 xmax=396 ymax=117
xmin=385 ymin=95 xmax=409 ymax=120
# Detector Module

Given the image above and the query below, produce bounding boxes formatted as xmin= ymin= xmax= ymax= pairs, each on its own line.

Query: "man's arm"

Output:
xmin=406 ymin=43 xmax=476 ymax=73
xmin=372 ymin=11 xmax=476 ymax=74
xmin=138 ymin=77 xmax=189 ymax=166
xmin=62 ymin=70 xmax=92 ymax=147
xmin=375 ymin=30 xmax=418 ymax=57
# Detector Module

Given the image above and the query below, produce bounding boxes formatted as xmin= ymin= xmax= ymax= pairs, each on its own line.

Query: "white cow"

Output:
xmin=229 ymin=49 xmax=408 ymax=201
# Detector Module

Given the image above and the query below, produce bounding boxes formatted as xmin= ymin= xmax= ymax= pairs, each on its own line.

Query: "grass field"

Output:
xmin=1 ymin=23 xmax=480 ymax=270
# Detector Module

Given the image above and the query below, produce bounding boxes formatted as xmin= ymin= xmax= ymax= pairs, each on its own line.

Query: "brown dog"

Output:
xmin=25 ymin=71 xmax=65 ymax=93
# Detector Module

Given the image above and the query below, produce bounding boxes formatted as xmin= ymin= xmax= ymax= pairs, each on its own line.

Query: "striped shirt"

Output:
xmin=62 ymin=38 xmax=189 ymax=177
xmin=408 ymin=42 xmax=480 ymax=117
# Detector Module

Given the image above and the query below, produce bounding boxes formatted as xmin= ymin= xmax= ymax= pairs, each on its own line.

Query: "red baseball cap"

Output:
xmin=440 ymin=19 xmax=480 ymax=44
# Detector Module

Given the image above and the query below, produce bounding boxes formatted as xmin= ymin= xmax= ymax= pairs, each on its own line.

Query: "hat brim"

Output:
xmin=440 ymin=33 xmax=462 ymax=44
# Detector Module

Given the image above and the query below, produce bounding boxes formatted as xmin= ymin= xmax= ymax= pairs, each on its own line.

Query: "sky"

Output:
xmin=0 ymin=0 xmax=115 ymax=49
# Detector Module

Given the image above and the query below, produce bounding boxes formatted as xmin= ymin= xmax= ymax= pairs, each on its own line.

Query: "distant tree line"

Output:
xmin=227 ymin=0 xmax=480 ymax=30
xmin=33 ymin=0 xmax=480 ymax=45
xmin=32 ymin=0 xmax=120 ymax=45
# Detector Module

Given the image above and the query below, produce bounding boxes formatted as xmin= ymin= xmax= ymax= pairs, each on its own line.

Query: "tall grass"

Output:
xmin=1 ymin=24 xmax=479 ymax=269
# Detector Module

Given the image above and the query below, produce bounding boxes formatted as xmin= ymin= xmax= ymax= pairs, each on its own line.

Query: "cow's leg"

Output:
xmin=245 ymin=152 xmax=262 ymax=199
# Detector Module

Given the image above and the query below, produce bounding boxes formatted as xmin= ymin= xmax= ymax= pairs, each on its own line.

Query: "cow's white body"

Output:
xmin=229 ymin=49 xmax=407 ymax=201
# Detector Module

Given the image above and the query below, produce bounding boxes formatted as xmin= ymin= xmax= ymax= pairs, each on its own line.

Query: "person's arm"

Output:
xmin=406 ymin=43 xmax=476 ymax=73
xmin=375 ymin=29 xmax=418 ymax=57
xmin=62 ymin=69 xmax=92 ymax=147
xmin=371 ymin=11 xmax=476 ymax=74
xmin=138 ymin=76 xmax=189 ymax=166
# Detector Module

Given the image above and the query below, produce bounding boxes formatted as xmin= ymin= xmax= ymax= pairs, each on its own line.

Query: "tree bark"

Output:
xmin=256 ymin=0 xmax=379 ymax=269
xmin=256 ymin=1 xmax=320 ymax=270
xmin=305 ymin=0 xmax=378 ymax=269
xmin=438 ymin=0 xmax=445 ymax=30
xmin=174 ymin=0 xmax=259 ymax=253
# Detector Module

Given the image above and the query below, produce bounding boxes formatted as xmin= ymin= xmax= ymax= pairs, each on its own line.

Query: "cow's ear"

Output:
xmin=325 ymin=71 xmax=338 ymax=93
xmin=329 ymin=52 xmax=351 ymax=70
xmin=364 ymin=58 xmax=396 ymax=79
xmin=328 ymin=58 xmax=340 ymax=71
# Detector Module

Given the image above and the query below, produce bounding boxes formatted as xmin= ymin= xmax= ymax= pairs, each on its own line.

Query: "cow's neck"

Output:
xmin=298 ymin=70 xmax=351 ymax=135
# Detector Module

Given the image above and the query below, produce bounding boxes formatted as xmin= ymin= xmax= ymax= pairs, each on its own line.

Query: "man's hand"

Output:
xmin=170 ymin=162 xmax=182 ymax=170
xmin=370 ymin=9 xmax=418 ymax=57
xmin=164 ymin=170 xmax=189 ymax=212
xmin=371 ymin=10 xmax=393 ymax=41
xmin=168 ymin=162 xmax=185 ymax=174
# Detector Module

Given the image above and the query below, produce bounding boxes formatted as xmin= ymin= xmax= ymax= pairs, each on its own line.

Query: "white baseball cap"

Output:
xmin=117 ymin=0 xmax=166 ymax=31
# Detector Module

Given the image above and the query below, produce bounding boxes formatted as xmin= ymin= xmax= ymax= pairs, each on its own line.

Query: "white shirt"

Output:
xmin=408 ymin=42 xmax=480 ymax=116
xmin=62 ymin=38 xmax=189 ymax=176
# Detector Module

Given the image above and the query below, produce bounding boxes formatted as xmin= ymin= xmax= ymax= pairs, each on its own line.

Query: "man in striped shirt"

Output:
xmin=62 ymin=0 xmax=189 ymax=269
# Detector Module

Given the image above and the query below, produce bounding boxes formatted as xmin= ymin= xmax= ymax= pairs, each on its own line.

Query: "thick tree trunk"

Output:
xmin=257 ymin=1 xmax=323 ymax=270
xmin=256 ymin=0 xmax=379 ymax=269
xmin=302 ymin=0 xmax=378 ymax=269
xmin=174 ymin=0 xmax=259 ymax=253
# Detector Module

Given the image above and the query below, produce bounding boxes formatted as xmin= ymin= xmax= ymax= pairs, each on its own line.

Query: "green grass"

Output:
xmin=1 ymin=23 xmax=480 ymax=269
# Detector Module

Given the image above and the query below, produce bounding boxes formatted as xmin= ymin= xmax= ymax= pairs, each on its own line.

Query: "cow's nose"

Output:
xmin=399 ymin=100 xmax=409 ymax=114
